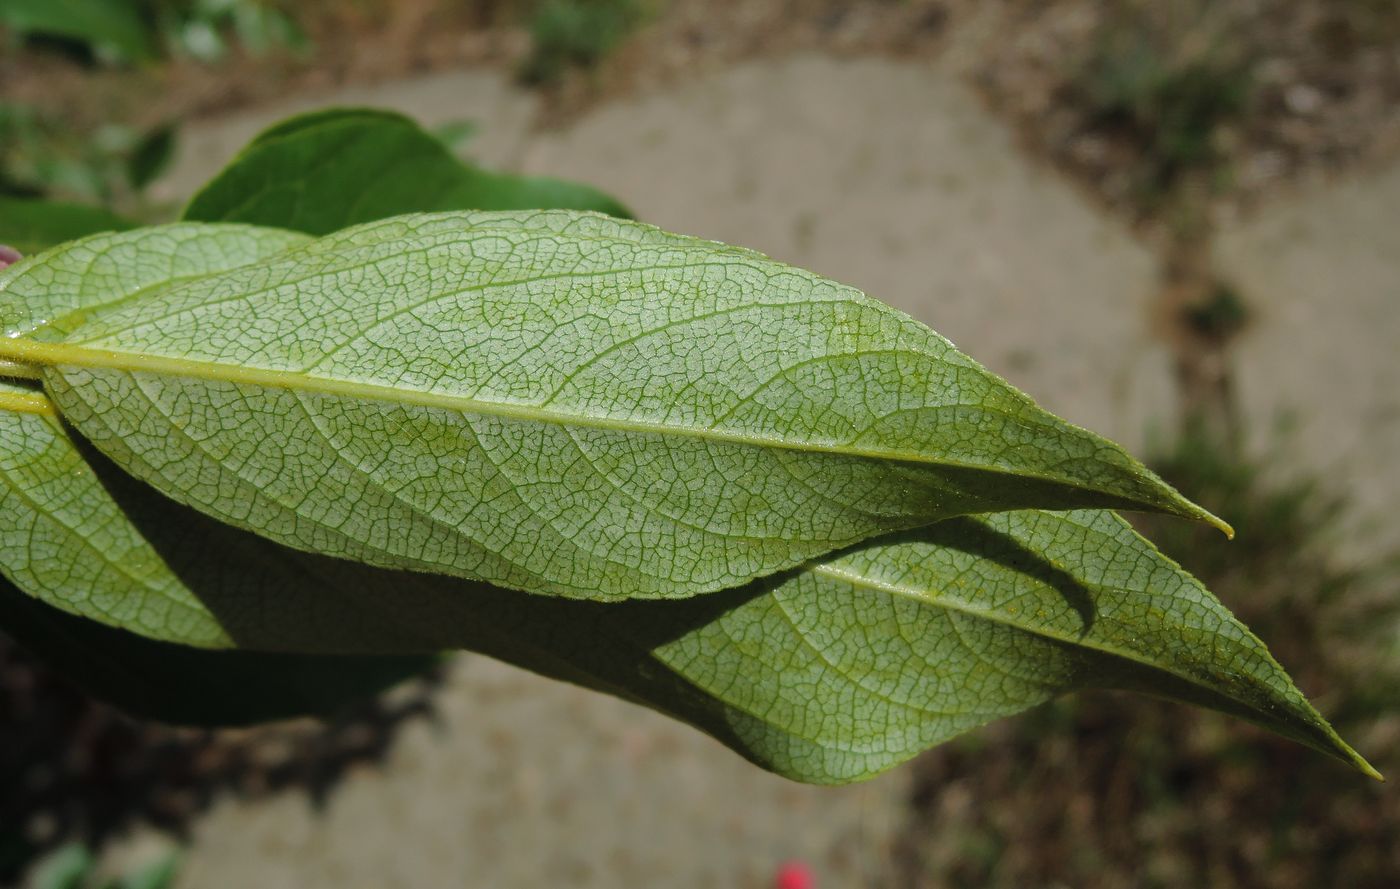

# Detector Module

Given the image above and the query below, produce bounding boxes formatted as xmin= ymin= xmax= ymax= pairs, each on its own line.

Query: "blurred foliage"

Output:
xmin=519 ymin=0 xmax=648 ymax=84
xmin=0 ymin=0 xmax=306 ymax=66
xmin=0 ymin=196 xmax=136 ymax=255
xmin=984 ymin=0 xmax=1400 ymax=222
xmin=0 ymin=0 xmax=156 ymax=63
xmin=28 ymin=843 xmax=177 ymax=889
xmin=1181 ymin=279 xmax=1250 ymax=343
xmin=892 ymin=430 xmax=1400 ymax=888
xmin=0 ymin=103 xmax=175 ymax=211
xmin=1074 ymin=0 xmax=1255 ymax=205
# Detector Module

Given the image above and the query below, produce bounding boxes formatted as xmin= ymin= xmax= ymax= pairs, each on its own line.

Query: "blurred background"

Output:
xmin=2 ymin=1 xmax=1398 ymax=886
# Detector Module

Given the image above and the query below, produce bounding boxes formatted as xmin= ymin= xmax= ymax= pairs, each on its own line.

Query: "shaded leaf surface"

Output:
xmin=0 ymin=573 xmax=434 ymax=727
xmin=1 ymin=214 xmax=1223 ymax=599
xmin=0 ymin=441 xmax=1368 ymax=782
xmin=182 ymin=108 xmax=632 ymax=232
xmin=0 ymin=385 xmax=1369 ymax=777
xmin=0 ymin=0 xmax=154 ymax=61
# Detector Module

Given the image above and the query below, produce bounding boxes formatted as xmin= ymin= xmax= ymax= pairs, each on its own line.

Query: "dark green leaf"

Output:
xmin=126 ymin=122 xmax=178 ymax=192
xmin=0 ymin=0 xmax=154 ymax=62
xmin=182 ymin=108 xmax=632 ymax=232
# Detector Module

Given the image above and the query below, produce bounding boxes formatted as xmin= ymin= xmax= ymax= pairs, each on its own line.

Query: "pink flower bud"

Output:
xmin=774 ymin=860 xmax=814 ymax=889
xmin=0 ymin=245 xmax=21 ymax=270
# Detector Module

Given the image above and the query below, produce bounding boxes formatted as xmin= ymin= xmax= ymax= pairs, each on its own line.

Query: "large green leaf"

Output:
xmin=0 ymin=0 xmax=154 ymax=62
xmin=182 ymin=108 xmax=632 ymax=232
xmin=0 ymin=215 xmax=1227 ymax=600
xmin=0 ymin=196 xmax=135 ymax=255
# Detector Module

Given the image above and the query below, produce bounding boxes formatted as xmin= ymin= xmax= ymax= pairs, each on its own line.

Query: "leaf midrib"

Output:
xmin=807 ymin=548 xmax=1324 ymax=739
xmin=5 ymin=335 xmax=1126 ymax=491
xmin=0 ymin=387 xmax=54 ymax=416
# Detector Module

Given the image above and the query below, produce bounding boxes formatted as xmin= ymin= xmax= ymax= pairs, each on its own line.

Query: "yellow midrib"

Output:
xmin=2 ymin=335 xmax=1043 ymax=470
xmin=0 ymin=386 xmax=55 ymax=416
xmin=0 ymin=334 xmax=1232 ymax=536
xmin=809 ymin=556 xmax=1375 ymax=777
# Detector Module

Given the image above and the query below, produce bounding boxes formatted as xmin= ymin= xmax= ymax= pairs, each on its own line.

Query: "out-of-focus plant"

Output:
xmin=27 ymin=842 xmax=177 ymax=889
xmin=0 ymin=103 xmax=176 ymax=208
xmin=0 ymin=0 xmax=306 ymax=66
xmin=1075 ymin=0 xmax=1255 ymax=203
xmin=519 ymin=0 xmax=648 ymax=84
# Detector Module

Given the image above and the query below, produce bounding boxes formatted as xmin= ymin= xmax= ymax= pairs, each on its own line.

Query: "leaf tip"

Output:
xmin=1319 ymin=729 xmax=1382 ymax=781
xmin=1172 ymin=496 xmax=1234 ymax=539
xmin=1355 ymin=754 xmax=1385 ymax=783
xmin=1216 ymin=515 xmax=1237 ymax=541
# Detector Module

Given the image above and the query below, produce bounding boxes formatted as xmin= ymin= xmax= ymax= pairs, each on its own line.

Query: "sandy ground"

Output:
xmin=94 ymin=43 xmax=1398 ymax=889
xmin=1218 ymin=165 xmax=1400 ymax=561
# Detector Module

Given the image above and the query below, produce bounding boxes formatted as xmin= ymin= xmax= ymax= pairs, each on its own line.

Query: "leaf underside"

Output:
xmin=1 ymin=213 xmax=1223 ymax=601
xmin=0 ymin=406 xmax=1372 ymax=780
xmin=0 ymin=212 xmax=1372 ymax=784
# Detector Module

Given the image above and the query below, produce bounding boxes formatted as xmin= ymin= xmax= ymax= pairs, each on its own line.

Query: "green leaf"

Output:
xmin=0 ymin=224 xmax=307 ymax=644
xmin=0 ymin=196 xmax=135 ymax=255
xmin=0 ymin=214 xmax=1227 ymax=600
xmin=248 ymin=508 xmax=1379 ymax=784
xmin=0 ymin=379 xmax=1369 ymax=776
xmin=0 ymin=434 xmax=1367 ymax=781
xmin=126 ymin=121 xmax=178 ymax=192
xmin=182 ymin=108 xmax=633 ymax=232
xmin=28 ymin=843 xmax=93 ymax=889
xmin=0 ymin=0 xmax=155 ymax=62
xmin=0 ymin=573 xmax=436 ymax=726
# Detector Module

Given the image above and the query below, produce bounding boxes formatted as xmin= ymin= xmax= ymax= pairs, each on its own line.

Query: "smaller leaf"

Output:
xmin=126 ymin=122 xmax=178 ymax=192
xmin=0 ymin=0 xmax=155 ymax=62
xmin=181 ymin=108 xmax=632 ymax=232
